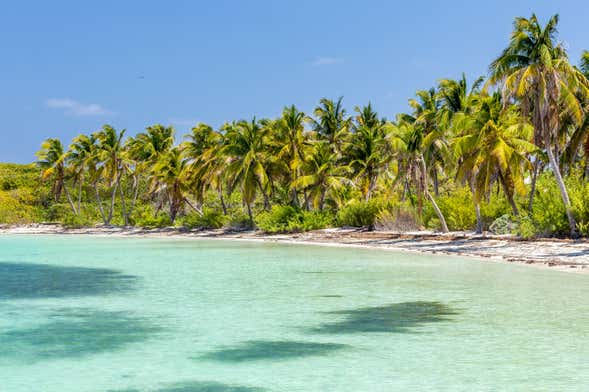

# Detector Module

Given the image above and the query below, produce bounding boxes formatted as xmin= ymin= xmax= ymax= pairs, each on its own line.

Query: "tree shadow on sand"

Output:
xmin=310 ymin=301 xmax=459 ymax=334
xmin=0 ymin=262 xmax=137 ymax=299
xmin=199 ymin=340 xmax=349 ymax=363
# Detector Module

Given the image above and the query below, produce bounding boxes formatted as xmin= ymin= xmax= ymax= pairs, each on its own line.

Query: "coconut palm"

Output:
xmin=489 ymin=13 xmax=589 ymax=236
xmin=221 ymin=118 xmax=272 ymax=221
xmin=346 ymin=103 xmax=391 ymax=200
xmin=309 ymin=97 xmax=351 ymax=153
xmin=269 ymin=105 xmax=308 ymax=206
xmin=389 ymin=121 xmax=449 ymax=232
xmin=150 ymin=147 xmax=193 ymax=223
xmin=93 ymin=125 xmax=127 ymax=225
xmin=291 ymin=141 xmax=351 ymax=210
xmin=453 ymin=94 xmax=537 ymax=232
xmin=36 ymin=138 xmax=77 ymax=213
xmin=67 ymin=133 xmax=99 ymax=215
xmin=182 ymin=123 xmax=227 ymax=213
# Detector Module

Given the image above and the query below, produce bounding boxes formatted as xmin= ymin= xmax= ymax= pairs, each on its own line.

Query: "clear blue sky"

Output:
xmin=1 ymin=0 xmax=588 ymax=163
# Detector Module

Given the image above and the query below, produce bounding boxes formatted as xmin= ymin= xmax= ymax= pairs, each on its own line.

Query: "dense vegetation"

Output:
xmin=4 ymin=14 xmax=589 ymax=238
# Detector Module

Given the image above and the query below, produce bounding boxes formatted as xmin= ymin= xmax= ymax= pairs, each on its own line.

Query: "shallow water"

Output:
xmin=1 ymin=235 xmax=588 ymax=391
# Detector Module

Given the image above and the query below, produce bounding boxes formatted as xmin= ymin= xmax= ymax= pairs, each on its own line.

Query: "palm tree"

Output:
xmin=93 ymin=125 xmax=127 ymax=225
xmin=126 ymin=124 xmax=176 ymax=221
xmin=67 ymin=133 xmax=98 ymax=215
xmin=389 ymin=122 xmax=449 ymax=232
xmin=346 ymin=103 xmax=391 ymax=200
xmin=181 ymin=123 xmax=227 ymax=213
xmin=489 ymin=14 xmax=589 ymax=237
xmin=453 ymin=94 xmax=537 ymax=232
xmin=222 ymin=118 xmax=272 ymax=221
xmin=150 ymin=147 xmax=193 ymax=223
xmin=36 ymin=138 xmax=77 ymax=213
xmin=270 ymin=105 xmax=308 ymax=206
xmin=310 ymin=97 xmax=351 ymax=153
xmin=291 ymin=141 xmax=351 ymax=210
xmin=406 ymin=88 xmax=450 ymax=196
xmin=437 ymin=73 xmax=484 ymax=128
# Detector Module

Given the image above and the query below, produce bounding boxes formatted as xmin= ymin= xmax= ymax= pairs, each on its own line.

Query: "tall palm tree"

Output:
xmin=93 ymin=125 xmax=127 ymax=225
xmin=181 ymin=123 xmax=227 ymax=213
xmin=150 ymin=147 xmax=193 ymax=223
xmin=453 ymin=94 xmax=537 ymax=232
xmin=126 ymin=124 xmax=176 ymax=221
xmin=67 ymin=133 xmax=98 ymax=215
xmin=489 ymin=14 xmax=589 ymax=236
xmin=291 ymin=141 xmax=351 ymax=210
xmin=221 ymin=118 xmax=272 ymax=221
xmin=36 ymin=138 xmax=77 ymax=213
xmin=389 ymin=122 xmax=449 ymax=232
xmin=437 ymin=73 xmax=484 ymax=128
xmin=346 ymin=103 xmax=391 ymax=200
xmin=310 ymin=97 xmax=351 ymax=153
xmin=407 ymin=88 xmax=450 ymax=196
xmin=270 ymin=105 xmax=308 ymax=206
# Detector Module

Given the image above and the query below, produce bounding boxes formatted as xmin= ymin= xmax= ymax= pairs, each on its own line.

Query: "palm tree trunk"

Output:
xmin=545 ymin=143 xmax=578 ymax=237
xmin=432 ymin=170 xmax=439 ymax=197
xmin=118 ymin=182 xmax=128 ymax=226
xmin=528 ymin=160 xmax=540 ymax=212
xmin=470 ymin=180 xmax=483 ymax=234
xmin=63 ymin=185 xmax=78 ymax=216
xmin=498 ymin=171 xmax=519 ymax=216
xmin=107 ymin=179 xmax=119 ymax=225
xmin=93 ymin=182 xmax=107 ymax=224
xmin=246 ymin=203 xmax=253 ymax=224
xmin=427 ymin=190 xmax=449 ymax=233
xmin=127 ymin=175 xmax=140 ymax=223
xmin=77 ymin=177 xmax=83 ymax=215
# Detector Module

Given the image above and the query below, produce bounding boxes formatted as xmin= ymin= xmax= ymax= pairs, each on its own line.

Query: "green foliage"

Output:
xmin=489 ymin=214 xmax=517 ymax=235
xmin=530 ymin=174 xmax=569 ymax=236
xmin=375 ymin=203 xmax=421 ymax=231
xmin=132 ymin=205 xmax=171 ymax=228
xmin=516 ymin=214 xmax=537 ymax=240
xmin=180 ymin=209 xmax=226 ymax=230
xmin=336 ymin=200 xmax=383 ymax=227
xmin=255 ymin=205 xmax=333 ymax=233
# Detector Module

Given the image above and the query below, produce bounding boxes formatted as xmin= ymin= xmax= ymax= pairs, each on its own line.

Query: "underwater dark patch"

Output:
xmin=311 ymin=301 xmax=459 ymax=334
xmin=0 ymin=262 xmax=137 ymax=299
xmin=0 ymin=308 xmax=161 ymax=362
xmin=199 ymin=340 xmax=349 ymax=362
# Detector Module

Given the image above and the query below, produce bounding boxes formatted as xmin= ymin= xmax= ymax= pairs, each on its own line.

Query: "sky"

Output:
xmin=1 ymin=0 xmax=588 ymax=163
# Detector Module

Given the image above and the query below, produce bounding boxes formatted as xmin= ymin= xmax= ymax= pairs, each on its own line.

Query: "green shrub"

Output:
xmin=489 ymin=214 xmax=516 ymax=235
xmin=516 ymin=214 xmax=537 ymax=240
xmin=180 ymin=209 xmax=226 ymax=229
xmin=255 ymin=205 xmax=333 ymax=233
xmin=226 ymin=209 xmax=254 ymax=230
xmin=530 ymin=174 xmax=569 ymax=236
xmin=336 ymin=200 xmax=383 ymax=227
xmin=133 ymin=205 xmax=171 ymax=228
xmin=375 ymin=203 xmax=421 ymax=231
xmin=256 ymin=205 xmax=299 ymax=233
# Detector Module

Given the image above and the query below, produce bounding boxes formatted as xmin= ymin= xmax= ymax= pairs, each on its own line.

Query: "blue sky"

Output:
xmin=1 ymin=0 xmax=588 ymax=163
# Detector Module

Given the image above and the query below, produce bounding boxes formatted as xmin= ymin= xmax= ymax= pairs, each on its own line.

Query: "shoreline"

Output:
xmin=1 ymin=224 xmax=589 ymax=274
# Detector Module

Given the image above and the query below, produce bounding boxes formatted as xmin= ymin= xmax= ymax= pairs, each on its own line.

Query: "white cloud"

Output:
xmin=46 ymin=98 xmax=112 ymax=116
xmin=312 ymin=57 xmax=343 ymax=66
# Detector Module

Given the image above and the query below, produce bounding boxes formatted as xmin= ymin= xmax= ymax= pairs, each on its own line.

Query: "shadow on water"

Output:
xmin=0 ymin=308 xmax=161 ymax=362
xmin=0 ymin=262 xmax=137 ymax=300
xmin=110 ymin=381 xmax=266 ymax=392
xmin=199 ymin=340 xmax=349 ymax=362
xmin=310 ymin=301 xmax=459 ymax=334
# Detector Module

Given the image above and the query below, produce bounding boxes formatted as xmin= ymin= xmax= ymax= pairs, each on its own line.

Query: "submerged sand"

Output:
xmin=1 ymin=224 xmax=588 ymax=274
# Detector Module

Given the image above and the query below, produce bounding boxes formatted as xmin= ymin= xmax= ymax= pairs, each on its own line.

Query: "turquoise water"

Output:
xmin=1 ymin=235 xmax=588 ymax=391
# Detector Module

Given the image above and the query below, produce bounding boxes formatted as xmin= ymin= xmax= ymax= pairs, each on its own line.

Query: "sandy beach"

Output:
xmin=2 ymin=224 xmax=589 ymax=274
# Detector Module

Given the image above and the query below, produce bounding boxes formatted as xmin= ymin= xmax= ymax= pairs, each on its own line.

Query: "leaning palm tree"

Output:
xmin=489 ymin=14 xmax=589 ymax=236
xmin=389 ymin=122 xmax=449 ymax=232
xmin=453 ymin=94 xmax=537 ymax=232
xmin=36 ymin=138 xmax=77 ymax=213
xmin=221 ymin=118 xmax=272 ymax=222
